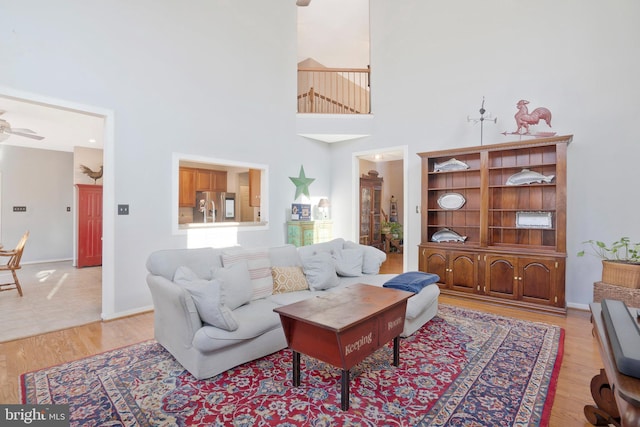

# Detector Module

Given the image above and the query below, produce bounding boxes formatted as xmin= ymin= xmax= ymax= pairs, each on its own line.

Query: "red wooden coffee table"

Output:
xmin=273 ymin=283 xmax=412 ymax=410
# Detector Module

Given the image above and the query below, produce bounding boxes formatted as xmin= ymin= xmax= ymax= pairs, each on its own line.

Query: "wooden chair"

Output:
xmin=0 ymin=231 xmax=29 ymax=296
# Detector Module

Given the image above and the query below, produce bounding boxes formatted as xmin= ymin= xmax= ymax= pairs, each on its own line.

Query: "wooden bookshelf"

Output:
xmin=418 ymin=135 xmax=572 ymax=314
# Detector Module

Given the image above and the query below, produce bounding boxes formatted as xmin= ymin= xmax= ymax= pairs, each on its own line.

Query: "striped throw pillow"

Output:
xmin=222 ymin=247 xmax=274 ymax=300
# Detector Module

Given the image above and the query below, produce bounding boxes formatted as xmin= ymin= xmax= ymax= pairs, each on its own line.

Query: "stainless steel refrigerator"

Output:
xmin=194 ymin=191 xmax=236 ymax=223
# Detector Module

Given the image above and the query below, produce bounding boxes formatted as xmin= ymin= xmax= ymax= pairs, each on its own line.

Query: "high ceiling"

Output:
xmin=0 ymin=95 xmax=104 ymax=153
xmin=1 ymin=0 xmax=366 ymax=154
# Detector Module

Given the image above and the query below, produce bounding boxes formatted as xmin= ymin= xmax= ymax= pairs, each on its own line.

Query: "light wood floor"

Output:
xmin=0 ymin=253 xmax=601 ymax=426
xmin=0 ymin=261 xmax=102 ymax=343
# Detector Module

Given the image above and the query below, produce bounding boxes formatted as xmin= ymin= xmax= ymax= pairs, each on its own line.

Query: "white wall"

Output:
xmin=0 ymin=145 xmax=73 ymax=262
xmin=2 ymin=1 xmax=639 ymax=314
xmin=297 ymin=0 xmax=370 ymax=68
xmin=330 ymin=0 xmax=640 ymax=308
xmin=0 ymin=1 xmax=332 ymax=317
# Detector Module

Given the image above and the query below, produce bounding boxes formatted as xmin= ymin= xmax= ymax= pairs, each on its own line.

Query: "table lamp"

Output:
xmin=318 ymin=198 xmax=330 ymax=219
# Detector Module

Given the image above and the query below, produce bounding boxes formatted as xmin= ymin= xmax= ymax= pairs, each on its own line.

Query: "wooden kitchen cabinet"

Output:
xmin=249 ymin=168 xmax=261 ymax=207
xmin=195 ymin=169 xmax=227 ymax=192
xmin=196 ymin=169 xmax=212 ymax=191
xmin=179 ymin=167 xmax=196 ymax=207
xmin=211 ymin=170 xmax=227 ymax=191
xmin=418 ymin=135 xmax=572 ymax=314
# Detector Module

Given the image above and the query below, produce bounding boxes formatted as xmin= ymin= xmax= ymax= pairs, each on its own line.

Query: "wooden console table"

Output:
xmin=585 ymin=303 xmax=640 ymax=426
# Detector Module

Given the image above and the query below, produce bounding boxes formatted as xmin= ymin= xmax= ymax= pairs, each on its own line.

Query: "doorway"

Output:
xmin=354 ymin=146 xmax=408 ymax=272
xmin=0 ymin=89 xmax=109 ymax=338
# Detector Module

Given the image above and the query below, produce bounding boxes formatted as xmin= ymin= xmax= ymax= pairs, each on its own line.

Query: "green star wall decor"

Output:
xmin=289 ymin=165 xmax=315 ymax=200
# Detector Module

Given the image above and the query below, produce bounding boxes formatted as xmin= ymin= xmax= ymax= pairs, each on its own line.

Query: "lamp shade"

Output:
xmin=318 ymin=198 xmax=330 ymax=208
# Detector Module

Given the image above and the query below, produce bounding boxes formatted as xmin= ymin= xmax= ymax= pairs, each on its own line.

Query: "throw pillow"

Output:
xmin=333 ymin=248 xmax=363 ymax=277
xmin=344 ymin=241 xmax=386 ymax=274
xmin=301 ymin=252 xmax=340 ymax=291
xmin=271 ymin=266 xmax=309 ymax=294
xmin=297 ymin=238 xmax=345 ymax=260
xmin=173 ymin=266 xmax=238 ymax=331
xmin=211 ymin=260 xmax=253 ymax=310
xmin=222 ymin=247 xmax=274 ymax=300
xmin=269 ymin=244 xmax=302 ymax=267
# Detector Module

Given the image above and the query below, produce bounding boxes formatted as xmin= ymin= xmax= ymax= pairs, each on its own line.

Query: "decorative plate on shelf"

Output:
xmin=516 ymin=211 xmax=553 ymax=229
xmin=437 ymin=193 xmax=466 ymax=210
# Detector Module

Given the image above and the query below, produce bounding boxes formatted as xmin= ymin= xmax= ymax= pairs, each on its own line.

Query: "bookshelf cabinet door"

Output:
xmin=484 ymin=254 xmax=518 ymax=300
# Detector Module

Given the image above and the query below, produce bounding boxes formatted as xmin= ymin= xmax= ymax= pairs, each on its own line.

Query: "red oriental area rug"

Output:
xmin=21 ymin=304 xmax=563 ymax=426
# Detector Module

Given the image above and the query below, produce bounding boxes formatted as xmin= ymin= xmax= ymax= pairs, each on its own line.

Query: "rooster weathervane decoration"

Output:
xmin=80 ymin=164 xmax=103 ymax=184
xmin=502 ymin=100 xmax=555 ymax=137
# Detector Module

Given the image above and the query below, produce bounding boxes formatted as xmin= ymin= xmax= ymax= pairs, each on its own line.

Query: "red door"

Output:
xmin=77 ymin=184 xmax=103 ymax=267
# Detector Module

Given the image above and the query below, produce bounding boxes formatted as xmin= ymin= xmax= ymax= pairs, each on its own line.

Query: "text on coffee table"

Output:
xmin=344 ymin=332 xmax=373 ymax=355
xmin=388 ymin=317 xmax=403 ymax=331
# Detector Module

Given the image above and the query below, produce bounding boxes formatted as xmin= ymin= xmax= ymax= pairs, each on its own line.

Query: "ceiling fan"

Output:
xmin=0 ymin=110 xmax=45 ymax=142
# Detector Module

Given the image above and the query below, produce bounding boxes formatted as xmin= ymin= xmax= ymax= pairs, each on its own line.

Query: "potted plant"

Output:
xmin=389 ymin=222 xmax=403 ymax=240
xmin=381 ymin=221 xmax=392 ymax=235
xmin=578 ymin=237 xmax=640 ymax=288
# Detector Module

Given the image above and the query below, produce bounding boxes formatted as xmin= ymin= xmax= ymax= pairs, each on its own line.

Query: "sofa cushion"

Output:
xmin=192 ymin=299 xmax=283 ymax=351
xmin=271 ymin=266 xmax=309 ymax=294
xmin=336 ymin=273 xmax=440 ymax=321
xmin=297 ymin=238 xmax=345 ymax=259
xmin=146 ymin=247 xmax=223 ymax=281
xmin=173 ymin=266 xmax=238 ymax=331
xmin=404 ymin=283 xmax=440 ymax=320
xmin=301 ymin=251 xmax=340 ymax=291
xmin=222 ymin=247 xmax=274 ymax=300
xmin=269 ymin=244 xmax=302 ymax=267
xmin=333 ymin=248 xmax=363 ymax=277
xmin=269 ymin=289 xmax=321 ymax=306
xmin=211 ymin=260 xmax=253 ymax=310
xmin=343 ymin=241 xmax=386 ymax=274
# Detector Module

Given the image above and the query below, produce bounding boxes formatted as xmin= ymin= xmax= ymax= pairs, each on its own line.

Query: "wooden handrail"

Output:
xmin=298 ymin=66 xmax=370 ymax=74
xmin=297 ymin=87 xmax=360 ymax=113
xmin=381 ymin=208 xmax=389 ymax=223
xmin=298 ymin=66 xmax=370 ymax=114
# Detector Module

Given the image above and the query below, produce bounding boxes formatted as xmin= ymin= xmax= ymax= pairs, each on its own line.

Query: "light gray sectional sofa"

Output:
xmin=146 ymin=238 xmax=440 ymax=379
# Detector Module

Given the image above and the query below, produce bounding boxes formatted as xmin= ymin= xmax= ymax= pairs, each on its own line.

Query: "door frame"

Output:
xmin=0 ymin=85 xmax=113 ymax=318
xmin=352 ymin=145 xmax=409 ymax=272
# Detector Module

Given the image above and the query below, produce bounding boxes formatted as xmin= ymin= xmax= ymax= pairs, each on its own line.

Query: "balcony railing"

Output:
xmin=297 ymin=66 xmax=370 ymax=114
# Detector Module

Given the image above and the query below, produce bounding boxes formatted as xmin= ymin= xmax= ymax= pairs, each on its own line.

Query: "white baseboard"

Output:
xmin=567 ymin=301 xmax=590 ymax=311
xmin=101 ymin=305 xmax=154 ymax=321
xmin=21 ymin=258 xmax=74 ymax=265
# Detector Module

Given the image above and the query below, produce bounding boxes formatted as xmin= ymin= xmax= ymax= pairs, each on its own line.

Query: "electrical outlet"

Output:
xmin=118 ymin=204 xmax=129 ymax=215
xmin=67 ymin=206 xmax=71 ymax=212
xmin=13 ymin=206 xmax=27 ymax=212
